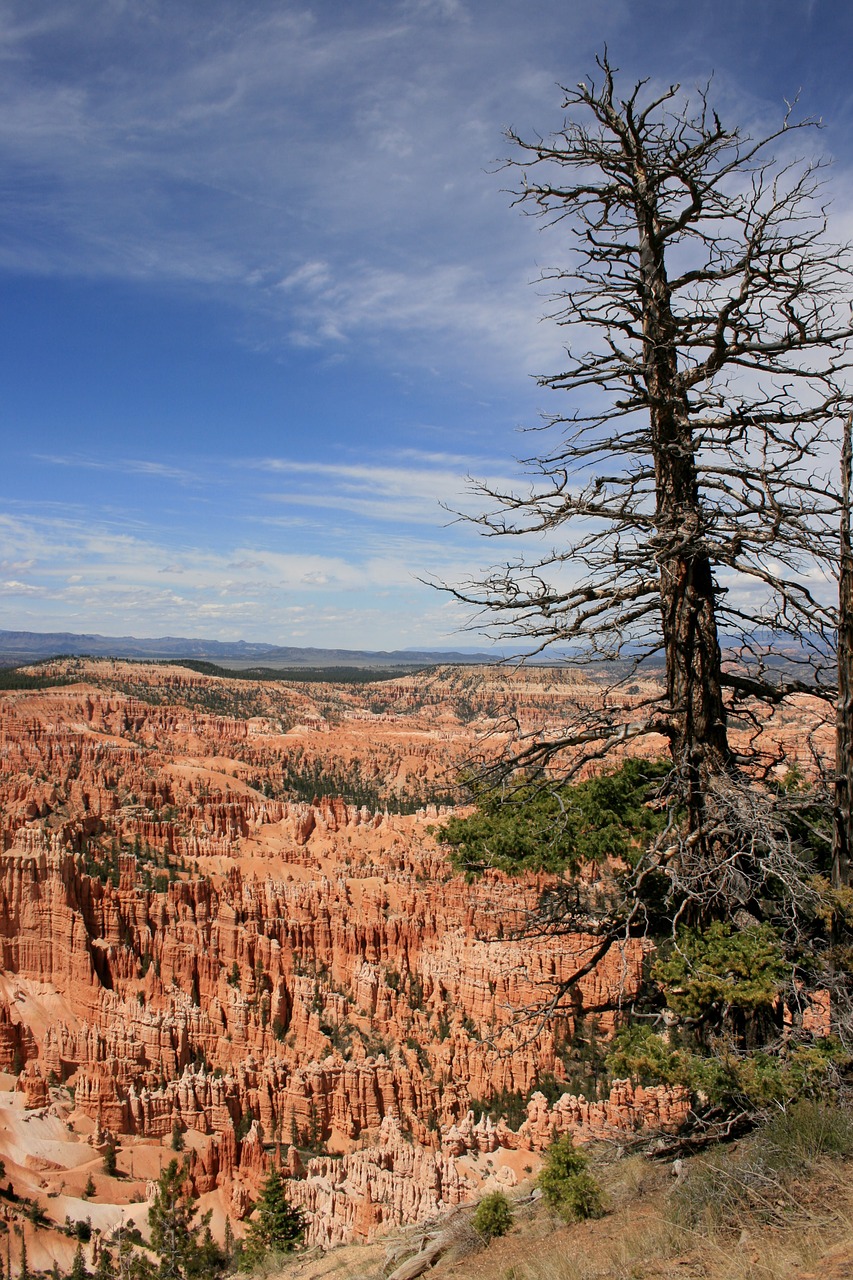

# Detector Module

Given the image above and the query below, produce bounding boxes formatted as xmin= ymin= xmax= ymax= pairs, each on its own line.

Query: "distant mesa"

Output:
xmin=0 ymin=628 xmax=506 ymax=670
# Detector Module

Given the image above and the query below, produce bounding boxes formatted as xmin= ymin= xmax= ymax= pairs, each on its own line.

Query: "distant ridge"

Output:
xmin=0 ymin=629 xmax=505 ymax=669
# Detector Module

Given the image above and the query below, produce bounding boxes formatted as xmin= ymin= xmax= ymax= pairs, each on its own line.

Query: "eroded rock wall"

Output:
xmin=0 ymin=662 xmax=730 ymax=1246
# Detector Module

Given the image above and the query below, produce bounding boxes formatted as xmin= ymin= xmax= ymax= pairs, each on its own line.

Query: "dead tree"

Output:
xmin=448 ymin=54 xmax=853 ymax=836
xmin=835 ymin=413 xmax=853 ymax=889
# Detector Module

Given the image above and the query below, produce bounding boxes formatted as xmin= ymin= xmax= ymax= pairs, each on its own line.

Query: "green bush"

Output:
xmin=606 ymin=1022 xmax=849 ymax=1114
xmin=537 ymin=1136 xmax=604 ymax=1222
xmin=605 ymin=1023 xmax=694 ymax=1088
xmin=472 ymin=1190 xmax=514 ymax=1242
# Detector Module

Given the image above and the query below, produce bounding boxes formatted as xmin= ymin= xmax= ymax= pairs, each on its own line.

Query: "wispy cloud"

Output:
xmin=35 ymin=455 xmax=206 ymax=484
xmin=272 ymin=258 xmax=559 ymax=372
xmin=244 ymin=455 xmax=521 ymax=527
xmin=0 ymin=507 xmax=479 ymax=645
xmin=0 ymin=0 xmax=607 ymax=378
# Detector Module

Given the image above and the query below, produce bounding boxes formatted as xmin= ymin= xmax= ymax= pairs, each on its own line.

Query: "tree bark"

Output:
xmin=636 ymin=197 xmax=729 ymax=825
xmin=834 ymin=413 xmax=853 ymax=888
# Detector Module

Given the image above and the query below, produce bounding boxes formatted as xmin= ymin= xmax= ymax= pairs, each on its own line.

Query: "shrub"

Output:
xmin=671 ymin=1142 xmax=786 ymax=1233
xmin=537 ymin=1136 xmax=604 ymax=1222
xmin=472 ymin=1190 xmax=514 ymax=1242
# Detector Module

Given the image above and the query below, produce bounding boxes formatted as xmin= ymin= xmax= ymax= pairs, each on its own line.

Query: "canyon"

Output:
xmin=0 ymin=658 xmax=829 ymax=1268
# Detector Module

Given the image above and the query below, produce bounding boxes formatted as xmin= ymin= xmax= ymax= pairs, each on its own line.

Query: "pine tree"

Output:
xmin=18 ymin=1238 xmax=30 ymax=1280
xmin=148 ymin=1158 xmax=221 ymax=1280
xmin=117 ymin=1229 xmax=158 ymax=1280
xmin=240 ymin=1168 xmax=305 ymax=1267
xmin=69 ymin=1242 xmax=88 ymax=1280
xmin=94 ymin=1245 xmax=113 ymax=1280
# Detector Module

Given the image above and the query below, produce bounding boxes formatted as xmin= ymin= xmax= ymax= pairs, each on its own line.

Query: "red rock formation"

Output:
xmin=15 ymin=1061 xmax=48 ymax=1109
xmin=0 ymin=1001 xmax=36 ymax=1070
xmin=0 ymin=660 xmax=827 ymax=1248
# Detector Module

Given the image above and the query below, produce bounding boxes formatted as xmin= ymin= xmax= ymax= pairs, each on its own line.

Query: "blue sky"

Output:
xmin=2 ymin=0 xmax=853 ymax=649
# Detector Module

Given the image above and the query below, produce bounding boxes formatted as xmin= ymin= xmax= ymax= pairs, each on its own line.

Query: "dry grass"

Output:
xmin=456 ymin=1150 xmax=853 ymax=1280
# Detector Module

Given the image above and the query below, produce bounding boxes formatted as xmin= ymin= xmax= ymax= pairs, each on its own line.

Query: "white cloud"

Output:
xmin=0 ymin=0 xmax=603 ymax=379
xmin=250 ymin=455 xmax=522 ymax=517
xmin=35 ymin=454 xmax=205 ymax=484
xmin=0 ymin=507 xmax=487 ymax=645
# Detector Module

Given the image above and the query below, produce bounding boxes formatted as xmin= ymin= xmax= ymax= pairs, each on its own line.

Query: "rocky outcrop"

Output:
xmin=15 ymin=1060 xmax=48 ymax=1109
xmin=289 ymin=1117 xmax=476 ymax=1247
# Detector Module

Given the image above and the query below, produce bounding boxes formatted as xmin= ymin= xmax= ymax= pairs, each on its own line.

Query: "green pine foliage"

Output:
xmin=94 ymin=1246 xmax=114 ymax=1280
xmin=652 ymin=923 xmax=786 ymax=1024
xmin=240 ymin=1168 xmax=305 ymax=1269
xmin=148 ymin=1158 xmax=226 ymax=1279
xmin=0 ymin=666 xmax=75 ymax=690
xmin=605 ymin=1023 xmax=695 ymax=1089
xmin=607 ymin=1022 xmax=847 ymax=1111
xmin=436 ymin=759 xmax=671 ymax=875
xmin=116 ymin=1228 xmax=158 ymax=1280
xmin=69 ymin=1243 xmax=88 ymax=1280
xmin=604 ymin=912 xmax=849 ymax=1111
xmin=471 ymin=1190 xmax=514 ymax=1242
xmin=537 ymin=1136 xmax=604 ymax=1222
xmin=436 ymin=756 xmax=853 ymax=1125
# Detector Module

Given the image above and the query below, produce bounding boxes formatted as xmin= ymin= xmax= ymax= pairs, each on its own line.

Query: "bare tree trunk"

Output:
xmin=834 ymin=413 xmax=853 ymax=888
xmin=638 ymin=213 xmax=729 ymax=828
xmin=659 ymin=523 xmax=729 ymax=828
